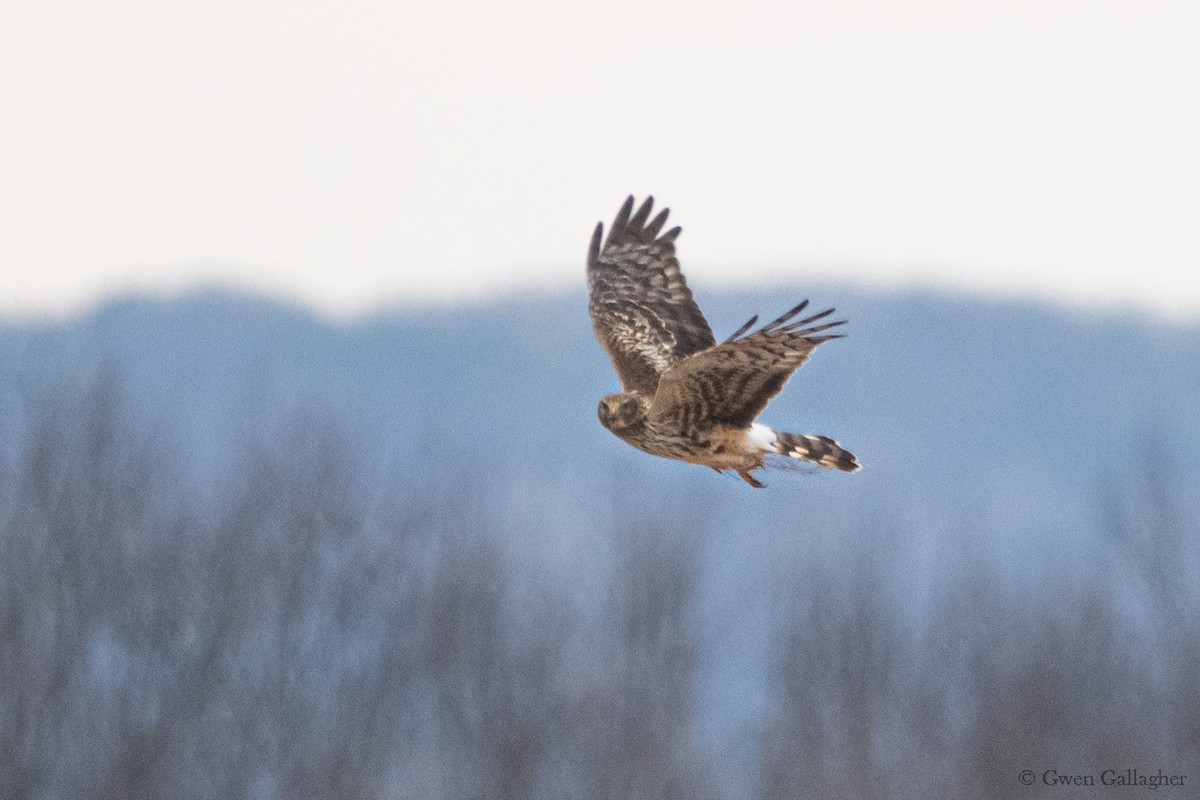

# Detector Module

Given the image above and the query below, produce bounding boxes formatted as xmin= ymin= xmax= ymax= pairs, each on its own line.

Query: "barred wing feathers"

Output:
xmin=587 ymin=196 xmax=716 ymax=395
xmin=649 ymin=301 xmax=845 ymax=430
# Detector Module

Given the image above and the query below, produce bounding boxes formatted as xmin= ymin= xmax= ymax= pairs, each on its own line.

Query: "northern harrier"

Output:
xmin=588 ymin=196 xmax=860 ymax=488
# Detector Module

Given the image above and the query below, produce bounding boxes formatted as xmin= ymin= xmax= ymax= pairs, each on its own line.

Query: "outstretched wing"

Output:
xmin=649 ymin=301 xmax=846 ymax=429
xmin=588 ymin=196 xmax=716 ymax=395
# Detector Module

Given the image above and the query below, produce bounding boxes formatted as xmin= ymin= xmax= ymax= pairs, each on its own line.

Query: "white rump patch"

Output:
xmin=746 ymin=423 xmax=778 ymax=452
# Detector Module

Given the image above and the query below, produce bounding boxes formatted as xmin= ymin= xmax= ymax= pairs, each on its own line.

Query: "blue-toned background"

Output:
xmin=2 ymin=287 xmax=1196 ymax=798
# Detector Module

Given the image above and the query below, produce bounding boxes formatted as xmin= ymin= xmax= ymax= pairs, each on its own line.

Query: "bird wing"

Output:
xmin=649 ymin=301 xmax=846 ymax=430
xmin=587 ymin=196 xmax=716 ymax=395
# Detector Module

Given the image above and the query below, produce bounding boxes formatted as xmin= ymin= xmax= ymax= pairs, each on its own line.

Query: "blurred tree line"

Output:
xmin=0 ymin=374 xmax=1195 ymax=800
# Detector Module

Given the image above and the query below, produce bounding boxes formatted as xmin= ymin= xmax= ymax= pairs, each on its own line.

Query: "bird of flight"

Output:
xmin=587 ymin=196 xmax=860 ymax=488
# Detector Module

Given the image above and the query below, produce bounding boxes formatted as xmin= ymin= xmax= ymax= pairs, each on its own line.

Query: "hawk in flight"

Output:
xmin=588 ymin=196 xmax=860 ymax=488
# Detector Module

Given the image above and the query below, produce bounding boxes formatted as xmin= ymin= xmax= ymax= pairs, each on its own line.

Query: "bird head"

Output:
xmin=597 ymin=393 xmax=648 ymax=434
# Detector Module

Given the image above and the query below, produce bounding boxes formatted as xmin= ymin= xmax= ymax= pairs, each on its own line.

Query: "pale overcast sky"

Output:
xmin=2 ymin=1 xmax=1197 ymax=319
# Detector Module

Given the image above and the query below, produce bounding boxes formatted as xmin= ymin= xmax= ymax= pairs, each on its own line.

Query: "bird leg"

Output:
xmin=737 ymin=470 xmax=765 ymax=488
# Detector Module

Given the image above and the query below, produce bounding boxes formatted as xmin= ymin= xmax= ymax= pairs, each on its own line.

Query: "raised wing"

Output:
xmin=649 ymin=301 xmax=846 ymax=429
xmin=588 ymin=196 xmax=716 ymax=395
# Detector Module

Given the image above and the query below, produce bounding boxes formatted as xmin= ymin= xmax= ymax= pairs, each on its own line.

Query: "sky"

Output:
xmin=2 ymin=1 xmax=1198 ymax=320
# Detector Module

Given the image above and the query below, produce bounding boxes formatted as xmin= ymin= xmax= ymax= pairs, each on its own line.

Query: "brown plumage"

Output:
xmin=588 ymin=196 xmax=860 ymax=488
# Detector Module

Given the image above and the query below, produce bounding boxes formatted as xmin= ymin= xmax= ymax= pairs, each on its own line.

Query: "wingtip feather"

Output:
xmin=645 ymin=207 xmax=670 ymax=239
xmin=762 ymin=300 xmax=811 ymax=332
xmin=588 ymin=222 xmax=604 ymax=265
xmin=724 ymin=314 xmax=759 ymax=343
xmin=629 ymin=196 xmax=655 ymax=233
xmin=613 ymin=196 xmax=635 ymax=234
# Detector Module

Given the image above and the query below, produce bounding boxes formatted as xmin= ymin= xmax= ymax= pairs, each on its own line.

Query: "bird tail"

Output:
xmin=775 ymin=432 xmax=860 ymax=472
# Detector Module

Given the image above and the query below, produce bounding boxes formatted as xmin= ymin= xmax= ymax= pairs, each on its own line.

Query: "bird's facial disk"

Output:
xmin=598 ymin=393 xmax=644 ymax=432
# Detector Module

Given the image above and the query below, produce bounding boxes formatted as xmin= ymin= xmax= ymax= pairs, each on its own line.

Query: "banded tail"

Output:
xmin=775 ymin=432 xmax=860 ymax=472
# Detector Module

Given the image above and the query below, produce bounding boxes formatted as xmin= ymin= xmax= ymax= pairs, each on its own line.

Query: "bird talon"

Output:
xmin=737 ymin=470 xmax=765 ymax=488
